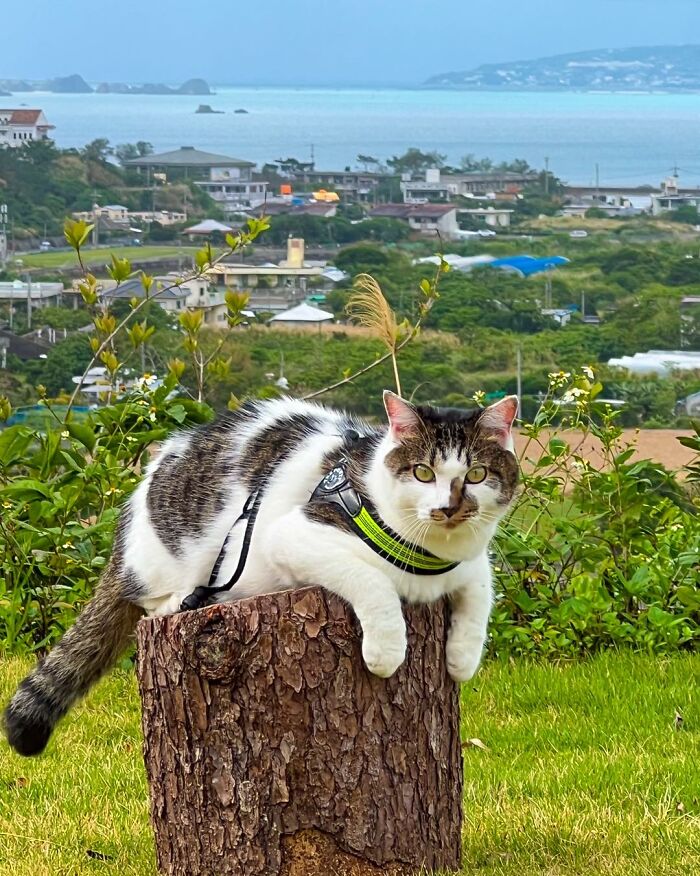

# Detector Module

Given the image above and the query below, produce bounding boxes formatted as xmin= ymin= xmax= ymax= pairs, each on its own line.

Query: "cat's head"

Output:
xmin=380 ymin=390 xmax=519 ymax=532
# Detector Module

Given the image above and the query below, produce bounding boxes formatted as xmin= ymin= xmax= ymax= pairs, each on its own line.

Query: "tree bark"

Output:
xmin=135 ymin=587 xmax=463 ymax=876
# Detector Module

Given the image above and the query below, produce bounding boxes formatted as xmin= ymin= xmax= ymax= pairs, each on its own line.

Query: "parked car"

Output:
xmin=39 ymin=240 xmax=53 ymax=251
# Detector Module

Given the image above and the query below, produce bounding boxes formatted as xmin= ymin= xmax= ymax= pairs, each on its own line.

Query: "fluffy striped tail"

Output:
xmin=3 ymin=571 xmax=143 ymax=756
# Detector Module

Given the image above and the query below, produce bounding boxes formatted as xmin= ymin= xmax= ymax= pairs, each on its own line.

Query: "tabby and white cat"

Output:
xmin=4 ymin=391 xmax=519 ymax=756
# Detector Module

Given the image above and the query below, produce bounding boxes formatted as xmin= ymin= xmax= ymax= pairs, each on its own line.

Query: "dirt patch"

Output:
xmin=514 ymin=429 xmax=697 ymax=473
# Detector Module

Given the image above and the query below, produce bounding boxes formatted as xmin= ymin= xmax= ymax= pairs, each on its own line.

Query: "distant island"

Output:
xmin=195 ymin=104 xmax=223 ymax=114
xmin=425 ymin=44 xmax=700 ymax=92
xmin=96 ymin=78 xmax=211 ymax=95
xmin=0 ymin=74 xmax=211 ymax=96
xmin=0 ymin=74 xmax=93 ymax=93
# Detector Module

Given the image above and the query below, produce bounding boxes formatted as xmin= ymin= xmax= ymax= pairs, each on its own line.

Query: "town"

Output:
xmin=1 ymin=104 xmax=699 ymax=425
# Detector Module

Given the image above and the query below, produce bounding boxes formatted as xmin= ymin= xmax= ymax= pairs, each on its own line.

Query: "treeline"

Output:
xmin=0 ymin=139 xmax=215 ymax=240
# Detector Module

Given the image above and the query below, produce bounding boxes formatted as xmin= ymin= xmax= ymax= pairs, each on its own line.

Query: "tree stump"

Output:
xmin=135 ymin=587 xmax=463 ymax=876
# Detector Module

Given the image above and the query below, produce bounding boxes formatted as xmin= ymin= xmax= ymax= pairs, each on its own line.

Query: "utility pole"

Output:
xmin=0 ymin=203 xmax=7 ymax=269
xmin=516 ymin=345 xmax=522 ymax=402
xmin=544 ymin=156 xmax=550 ymax=196
xmin=25 ymin=273 xmax=32 ymax=330
xmin=595 ymin=164 xmax=600 ymax=199
xmin=581 ymin=289 xmax=586 ymax=320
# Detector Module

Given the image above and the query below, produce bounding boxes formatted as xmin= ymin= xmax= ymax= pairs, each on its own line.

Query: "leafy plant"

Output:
xmin=489 ymin=369 xmax=700 ymax=656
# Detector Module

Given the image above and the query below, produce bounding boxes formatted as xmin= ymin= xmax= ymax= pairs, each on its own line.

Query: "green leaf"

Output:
xmin=1 ymin=479 xmax=53 ymax=500
xmin=0 ymin=427 xmax=33 ymax=467
xmin=67 ymin=423 xmax=97 ymax=453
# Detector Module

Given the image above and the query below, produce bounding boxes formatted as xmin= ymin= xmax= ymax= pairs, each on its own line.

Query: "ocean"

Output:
xmin=20 ymin=86 xmax=700 ymax=187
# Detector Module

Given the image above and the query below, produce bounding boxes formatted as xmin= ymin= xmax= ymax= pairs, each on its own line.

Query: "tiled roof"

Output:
xmin=126 ymin=146 xmax=255 ymax=168
xmin=0 ymin=109 xmax=53 ymax=127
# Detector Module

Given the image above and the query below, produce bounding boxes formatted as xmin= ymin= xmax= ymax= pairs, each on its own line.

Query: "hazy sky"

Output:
xmin=3 ymin=0 xmax=699 ymax=86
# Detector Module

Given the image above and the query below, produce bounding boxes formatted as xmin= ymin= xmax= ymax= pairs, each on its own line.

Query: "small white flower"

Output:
xmin=61 ymin=430 xmax=70 ymax=439
xmin=582 ymin=365 xmax=595 ymax=380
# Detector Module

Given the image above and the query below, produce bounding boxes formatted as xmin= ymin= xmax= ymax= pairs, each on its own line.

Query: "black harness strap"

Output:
xmin=179 ymin=488 xmax=263 ymax=612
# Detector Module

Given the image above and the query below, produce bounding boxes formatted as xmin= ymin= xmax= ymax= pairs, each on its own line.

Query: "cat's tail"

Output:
xmin=3 ymin=566 xmax=143 ymax=756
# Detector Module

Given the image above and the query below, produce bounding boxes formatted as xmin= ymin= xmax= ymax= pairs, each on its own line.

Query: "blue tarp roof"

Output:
xmin=488 ymin=255 xmax=570 ymax=277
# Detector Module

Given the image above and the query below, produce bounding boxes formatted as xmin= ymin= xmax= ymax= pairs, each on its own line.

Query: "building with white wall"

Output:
xmin=126 ymin=147 xmax=268 ymax=214
xmin=0 ymin=109 xmax=54 ymax=147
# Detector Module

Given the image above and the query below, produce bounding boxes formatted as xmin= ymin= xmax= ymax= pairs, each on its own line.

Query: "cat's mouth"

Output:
xmin=429 ymin=509 xmax=479 ymax=529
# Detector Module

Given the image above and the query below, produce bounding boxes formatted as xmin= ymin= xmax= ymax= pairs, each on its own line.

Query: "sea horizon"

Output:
xmin=11 ymin=85 xmax=700 ymax=188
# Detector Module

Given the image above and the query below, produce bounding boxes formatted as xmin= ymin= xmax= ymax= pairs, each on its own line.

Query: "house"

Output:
xmin=0 ymin=109 xmax=54 ymax=148
xmin=560 ymin=201 xmax=639 ymax=218
xmin=100 ymin=277 xmax=190 ymax=313
xmin=445 ymin=170 xmax=538 ymax=196
xmin=458 ymin=207 xmax=513 ymax=228
xmin=250 ymin=201 xmax=338 ymax=219
xmin=0 ymin=280 xmax=64 ymax=308
xmin=563 ymin=185 xmax=655 ymax=212
xmin=651 ymin=176 xmax=700 ymax=217
xmin=126 ymin=147 xmax=268 ymax=214
xmin=278 ymin=168 xmax=386 ymax=202
xmin=205 ymin=238 xmax=346 ymax=314
xmin=369 ymin=204 xmax=459 ymax=238
xmin=400 ymin=168 xmax=451 ymax=203
xmin=401 ymin=169 xmax=538 ymax=203
xmin=73 ymin=205 xmax=189 ymax=234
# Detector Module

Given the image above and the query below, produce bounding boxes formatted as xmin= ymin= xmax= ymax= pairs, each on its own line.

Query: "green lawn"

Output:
xmin=0 ymin=652 xmax=698 ymax=875
xmin=15 ymin=246 xmax=199 ymax=270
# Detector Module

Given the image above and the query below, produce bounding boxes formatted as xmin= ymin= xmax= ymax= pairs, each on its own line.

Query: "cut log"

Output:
xmin=135 ymin=587 xmax=463 ymax=876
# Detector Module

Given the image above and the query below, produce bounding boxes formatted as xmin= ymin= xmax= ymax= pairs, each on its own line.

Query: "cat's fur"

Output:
xmin=4 ymin=391 xmax=519 ymax=756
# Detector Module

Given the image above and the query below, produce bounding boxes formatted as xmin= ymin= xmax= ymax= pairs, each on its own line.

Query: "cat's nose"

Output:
xmin=431 ymin=506 xmax=459 ymax=521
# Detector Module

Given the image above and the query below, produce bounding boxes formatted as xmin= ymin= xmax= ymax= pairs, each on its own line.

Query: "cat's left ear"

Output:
xmin=383 ymin=390 xmax=421 ymax=442
xmin=479 ymin=395 xmax=519 ymax=449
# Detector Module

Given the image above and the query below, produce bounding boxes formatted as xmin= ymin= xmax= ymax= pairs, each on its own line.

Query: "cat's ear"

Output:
xmin=479 ymin=395 xmax=518 ymax=448
xmin=383 ymin=390 xmax=421 ymax=442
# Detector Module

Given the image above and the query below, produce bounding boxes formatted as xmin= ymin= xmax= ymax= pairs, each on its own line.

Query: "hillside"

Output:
xmin=425 ymin=44 xmax=700 ymax=91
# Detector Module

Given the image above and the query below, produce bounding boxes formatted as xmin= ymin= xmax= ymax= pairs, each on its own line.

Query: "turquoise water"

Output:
xmin=23 ymin=86 xmax=700 ymax=186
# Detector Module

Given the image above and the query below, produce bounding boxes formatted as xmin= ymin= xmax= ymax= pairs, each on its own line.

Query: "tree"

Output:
xmin=387 ymin=148 xmax=446 ymax=177
xmin=273 ymin=156 xmax=315 ymax=175
xmin=356 ymin=153 xmax=380 ymax=171
xmin=459 ymin=154 xmax=493 ymax=172
xmin=667 ymin=257 xmax=700 ymax=286
xmin=669 ymin=204 xmax=700 ymax=225
xmin=136 ymin=589 xmax=463 ymax=875
xmin=80 ymin=138 xmax=113 ymax=164
xmin=114 ymin=141 xmax=153 ymax=165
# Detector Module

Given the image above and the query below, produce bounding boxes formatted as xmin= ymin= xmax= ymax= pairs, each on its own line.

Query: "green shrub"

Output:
xmin=490 ymin=370 xmax=700 ymax=656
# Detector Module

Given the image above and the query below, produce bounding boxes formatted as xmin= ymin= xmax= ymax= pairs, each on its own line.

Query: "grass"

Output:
xmin=15 ymin=245 xmax=199 ymax=270
xmin=0 ymin=652 xmax=698 ymax=875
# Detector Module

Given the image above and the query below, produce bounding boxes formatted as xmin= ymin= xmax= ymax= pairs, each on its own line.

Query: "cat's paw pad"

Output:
xmin=362 ymin=630 xmax=406 ymax=678
xmin=446 ymin=640 xmax=483 ymax=682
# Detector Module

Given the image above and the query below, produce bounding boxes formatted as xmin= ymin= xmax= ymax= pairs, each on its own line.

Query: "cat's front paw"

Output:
xmin=362 ymin=627 xmax=407 ymax=678
xmin=446 ymin=637 xmax=484 ymax=682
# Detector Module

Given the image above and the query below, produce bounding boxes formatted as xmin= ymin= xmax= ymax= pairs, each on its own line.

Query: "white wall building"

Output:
xmin=0 ymin=109 xmax=54 ymax=148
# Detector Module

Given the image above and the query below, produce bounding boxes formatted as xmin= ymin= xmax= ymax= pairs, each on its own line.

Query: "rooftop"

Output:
xmin=101 ymin=278 xmax=189 ymax=301
xmin=369 ymin=203 xmax=456 ymax=219
xmin=126 ymin=146 xmax=255 ymax=169
xmin=0 ymin=109 xmax=53 ymax=127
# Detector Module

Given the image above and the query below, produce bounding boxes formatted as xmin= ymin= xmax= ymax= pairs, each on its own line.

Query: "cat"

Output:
xmin=3 ymin=390 xmax=519 ymax=757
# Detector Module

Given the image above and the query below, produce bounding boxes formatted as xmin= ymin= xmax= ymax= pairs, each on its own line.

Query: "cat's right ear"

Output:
xmin=383 ymin=390 xmax=421 ymax=442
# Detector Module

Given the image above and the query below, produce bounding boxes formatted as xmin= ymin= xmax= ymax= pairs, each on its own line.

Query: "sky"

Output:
xmin=2 ymin=0 xmax=700 ymax=87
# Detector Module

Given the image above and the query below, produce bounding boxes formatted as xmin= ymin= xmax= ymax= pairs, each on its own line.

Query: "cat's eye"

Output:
xmin=413 ymin=464 xmax=435 ymax=483
xmin=465 ymin=464 xmax=487 ymax=484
